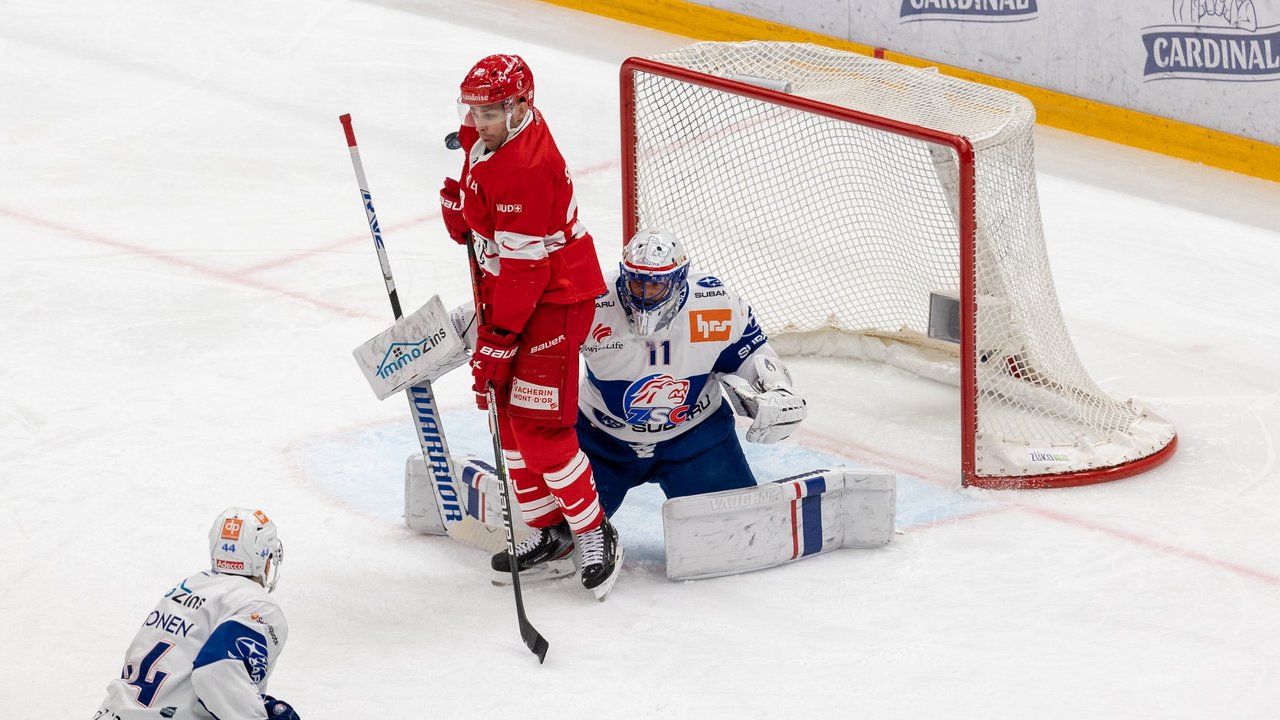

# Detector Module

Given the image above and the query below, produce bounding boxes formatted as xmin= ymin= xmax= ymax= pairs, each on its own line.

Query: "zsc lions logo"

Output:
xmin=623 ymin=373 xmax=691 ymax=425
xmin=233 ymin=637 xmax=271 ymax=682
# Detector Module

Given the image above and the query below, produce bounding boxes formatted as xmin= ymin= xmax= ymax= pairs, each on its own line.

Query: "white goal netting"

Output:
xmin=624 ymin=41 xmax=1175 ymax=486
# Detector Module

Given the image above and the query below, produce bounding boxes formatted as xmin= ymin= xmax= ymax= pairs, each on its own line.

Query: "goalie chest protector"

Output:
xmin=578 ymin=272 xmax=768 ymax=443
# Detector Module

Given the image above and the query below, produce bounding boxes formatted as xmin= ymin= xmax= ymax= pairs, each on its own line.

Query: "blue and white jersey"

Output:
xmin=579 ymin=271 xmax=770 ymax=444
xmin=98 ymin=571 xmax=288 ymax=720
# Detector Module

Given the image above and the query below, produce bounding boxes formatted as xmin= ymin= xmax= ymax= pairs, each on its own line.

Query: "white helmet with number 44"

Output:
xmin=209 ymin=507 xmax=284 ymax=592
xmin=620 ymin=228 xmax=691 ymax=336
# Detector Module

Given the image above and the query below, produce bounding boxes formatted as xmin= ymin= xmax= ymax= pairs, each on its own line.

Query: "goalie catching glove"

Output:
xmin=721 ymin=354 xmax=807 ymax=443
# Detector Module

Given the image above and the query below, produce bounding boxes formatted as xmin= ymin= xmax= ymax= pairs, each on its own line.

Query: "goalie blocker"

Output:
xmin=352 ymin=295 xmax=469 ymax=400
xmin=408 ymin=455 xmax=894 ymax=579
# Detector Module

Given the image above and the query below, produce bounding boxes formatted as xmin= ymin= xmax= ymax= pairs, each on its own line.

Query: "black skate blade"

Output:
xmin=591 ymin=545 xmax=625 ymax=602
xmin=491 ymin=557 xmax=577 ymax=586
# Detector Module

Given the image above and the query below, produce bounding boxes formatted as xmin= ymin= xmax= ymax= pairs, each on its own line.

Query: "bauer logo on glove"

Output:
xmin=478 ymin=344 xmax=518 ymax=360
xmin=471 ymin=326 xmax=520 ymax=398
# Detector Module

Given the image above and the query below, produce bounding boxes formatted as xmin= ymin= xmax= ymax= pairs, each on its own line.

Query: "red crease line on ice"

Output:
xmin=0 ymin=206 xmax=379 ymax=321
xmin=793 ymin=425 xmax=1280 ymax=587
xmin=236 ymin=213 xmax=438 ymax=276
xmin=1024 ymin=504 xmax=1280 ymax=587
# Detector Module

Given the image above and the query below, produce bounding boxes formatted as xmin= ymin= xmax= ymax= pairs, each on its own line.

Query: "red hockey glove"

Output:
xmin=471 ymin=325 xmax=519 ymax=409
xmin=439 ymin=177 xmax=469 ymax=245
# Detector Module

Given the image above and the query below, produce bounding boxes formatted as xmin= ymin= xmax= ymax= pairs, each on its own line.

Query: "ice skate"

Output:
xmin=577 ymin=517 xmax=623 ymax=600
xmin=491 ymin=521 xmax=576 ymax=586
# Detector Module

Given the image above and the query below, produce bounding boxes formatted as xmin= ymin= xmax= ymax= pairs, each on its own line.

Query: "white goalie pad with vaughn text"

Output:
xmin=405 ymin=453 xmax=531 ymax=553
xmin=353 ymin=295 xmax=469 ymax=400
xmin=662 ymin=468 xmax=896 ymax=581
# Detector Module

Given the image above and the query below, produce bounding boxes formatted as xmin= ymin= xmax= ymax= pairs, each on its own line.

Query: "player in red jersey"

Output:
xmin=439 ymin=54 xmax=623 ymax=599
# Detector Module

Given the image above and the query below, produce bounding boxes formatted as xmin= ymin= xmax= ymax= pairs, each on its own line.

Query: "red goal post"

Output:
xmin=619 ymin=42 xmax=1177 ymax=489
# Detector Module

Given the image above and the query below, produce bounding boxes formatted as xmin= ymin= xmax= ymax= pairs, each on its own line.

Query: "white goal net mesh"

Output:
xmin=625 ymin=41 xmax=1175 ymax=484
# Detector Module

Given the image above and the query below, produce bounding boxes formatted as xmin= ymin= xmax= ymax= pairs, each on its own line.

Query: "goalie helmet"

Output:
xmin=619 ymin=228 xmax=691 ymax=336
xmin=458 ymin=54 xmax=534 ymax=133
xmin=209 ymin=507 xmax=284 ymax=592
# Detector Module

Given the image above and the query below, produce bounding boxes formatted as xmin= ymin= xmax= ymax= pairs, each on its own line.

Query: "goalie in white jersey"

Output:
xmin=416 ymin=229 xmax=892 ymax=581
xmin=94 ymin=508 xmax=297 ymax=720
xmin=577 ymin=228 xmax=807 ymax=515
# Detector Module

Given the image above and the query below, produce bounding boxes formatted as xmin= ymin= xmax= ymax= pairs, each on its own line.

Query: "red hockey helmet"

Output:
xmin=459 ymin=54 xmax=535 ymax=107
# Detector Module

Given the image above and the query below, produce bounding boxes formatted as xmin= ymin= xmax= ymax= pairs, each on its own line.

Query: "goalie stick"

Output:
xmin=338 ymin=113 xmax=482 ymax=546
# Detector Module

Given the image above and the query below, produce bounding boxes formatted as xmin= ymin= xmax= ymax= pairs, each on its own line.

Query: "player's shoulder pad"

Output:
xmin=689 ymin=273 xmax=738 ymax=302
xmin=222 ymin=593 xmax=288 ymax=655
xmin=693 ymin=274 xmax=724 ymax=290
xmin=242 ymin=601 xmax=288 ymax=652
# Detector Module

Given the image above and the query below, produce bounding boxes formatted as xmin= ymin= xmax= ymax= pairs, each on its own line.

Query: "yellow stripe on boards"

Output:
xmin=538 ymin=0 xmax=1280 ymax=183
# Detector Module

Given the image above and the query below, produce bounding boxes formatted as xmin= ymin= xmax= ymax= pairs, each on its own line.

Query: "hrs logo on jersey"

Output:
xmin=689 ymin=309 xmax=732 ymax=342
xmin=624 ymin=373 xmax=691 ymax=425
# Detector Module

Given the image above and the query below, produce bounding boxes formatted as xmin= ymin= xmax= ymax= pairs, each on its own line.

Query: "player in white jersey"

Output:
xmin=576 ymin=228 xmax=807 ymax=516
xmin=94 ymin=508 xmax=297 ymax=720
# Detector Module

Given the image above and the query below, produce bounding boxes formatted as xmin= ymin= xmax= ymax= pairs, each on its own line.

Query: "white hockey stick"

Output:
xmin=339 ymin=113 xmax=483 ymax=545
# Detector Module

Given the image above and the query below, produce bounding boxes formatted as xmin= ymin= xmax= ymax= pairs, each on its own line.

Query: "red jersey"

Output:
xmin=456 ymin=109 xmax=605 ymax=335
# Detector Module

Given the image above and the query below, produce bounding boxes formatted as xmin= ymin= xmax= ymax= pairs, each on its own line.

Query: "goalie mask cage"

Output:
xmin=620 ymin=42 xmax=1177 ymax=489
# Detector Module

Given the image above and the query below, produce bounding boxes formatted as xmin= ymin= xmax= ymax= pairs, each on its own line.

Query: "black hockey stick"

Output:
xmin=485 ymin=382 xmax=550 ymax=663
xmin=465 ymin=230 xmax=550 ymax=663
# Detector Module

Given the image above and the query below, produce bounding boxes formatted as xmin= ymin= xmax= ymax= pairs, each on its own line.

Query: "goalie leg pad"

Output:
xmin=405 ymin=453 xmax=448 ymax=535
xmin=839 ymin=471 xmax=898 ymax=548
xmin=661 ymin=467 xmax=895 ymax=581
xmin=405 ymin=454 xmax=532 ymax=553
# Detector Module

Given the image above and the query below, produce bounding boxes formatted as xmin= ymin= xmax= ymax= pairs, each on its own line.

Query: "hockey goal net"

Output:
xmin=620 ymin=41 xmax=1177 ymax=489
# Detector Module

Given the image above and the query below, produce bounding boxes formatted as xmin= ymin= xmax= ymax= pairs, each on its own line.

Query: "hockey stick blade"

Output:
xmin=519 ymin=604 xmax=550 ymax=663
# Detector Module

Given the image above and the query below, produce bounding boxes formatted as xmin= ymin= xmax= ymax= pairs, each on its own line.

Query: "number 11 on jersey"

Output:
xmin=647 ymin=340 xmax=671 ymax=366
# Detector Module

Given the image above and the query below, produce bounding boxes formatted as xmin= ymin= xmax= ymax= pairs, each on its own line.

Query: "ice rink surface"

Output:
xmin=3 ymin=1 xmax=1279 ymax=718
